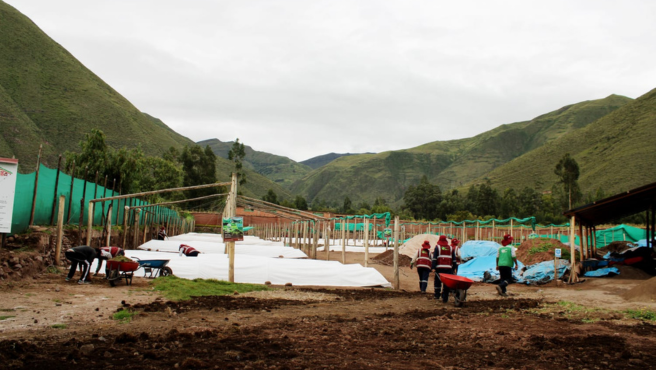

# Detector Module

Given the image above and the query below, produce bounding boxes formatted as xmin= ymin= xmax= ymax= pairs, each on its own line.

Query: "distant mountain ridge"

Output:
xmin=0 ymin=2 xmax=194 ymax=169
xmin=198 ymin=138 xmax=312 ymax=188
xmin=300 ymin=152 xmax=373 ymax=169
xmin=289 ymin=94 xmax=637 ymax=206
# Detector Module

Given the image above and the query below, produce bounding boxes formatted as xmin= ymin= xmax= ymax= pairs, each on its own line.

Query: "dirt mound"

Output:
xmin=621 ymin=276 xmax=656 ymax=302
xmin=397 ymin=233 xmax=443 ymax=258
xmin=516 ymin=239 xmax=570 ymax=266
xmin=615 ymin=265 xmax=653 ymax=280
xmin=371 ymin=250 xmax=412 ymax=267
xmin=598 ymin=241 xmax=635 ymax=255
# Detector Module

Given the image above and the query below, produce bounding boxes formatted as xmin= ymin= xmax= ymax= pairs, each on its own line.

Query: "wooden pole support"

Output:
xmin=55 ymin=195 xmax=66 ymax=265
xmin=393 ymin=216 xmax=400 ymax=290
xmin=85 ymin=201 xmax=94 ymax=246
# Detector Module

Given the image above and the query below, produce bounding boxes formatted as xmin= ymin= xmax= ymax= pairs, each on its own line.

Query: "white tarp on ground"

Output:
xmin=140 ymin=235 xmax=308 ymax=259
xmin=398 ymin=234 xmax=445 ymax=258
xmin=93 ymin=250 xmax=391 ymax=288
xmin=317 ymin=244 xmax=389 ymax=253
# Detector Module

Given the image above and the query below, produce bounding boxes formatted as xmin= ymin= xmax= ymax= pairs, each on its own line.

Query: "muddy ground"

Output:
xmin=1 ymin=250 xmax=656 ymax=369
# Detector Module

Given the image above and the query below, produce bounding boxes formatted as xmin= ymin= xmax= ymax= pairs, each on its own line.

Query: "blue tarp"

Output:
xmin=460 ymin=241 xmax=501 ymax=261
xmin=458 ymin=255 xmax=525 ymax=282
xmin=584 ymin=267 xmax=620 ymax=277
xmin=521 ymin=260 xmax=570 ymax=284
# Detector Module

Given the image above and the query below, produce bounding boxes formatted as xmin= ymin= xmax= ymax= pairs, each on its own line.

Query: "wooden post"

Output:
xmin=142 ymin=212 xmax=149 ymax=245
xmin=510 ymin=219 xmax=514 ymax=238
xmin=569 ymin=215 xmax=577 ymax=283
xmin=78 ymin=166 xmax=89 ymax=245
xmin=29 ymin=144 xmax=43 ymax=227
xmin=312 ymin=222 xmax=318 ymax=259
xmin=227 ymin=173 xmax=238 ymax=283
xmin=50 ymin=155 xmax=62 ymax=225
xmin=122 ymin=206 xmax=129 ymax=249
xmin=393 ymin=216 xmax=400 ymax=290
xmin=85 ymin=201 xmax=94 ymax=246
xmin=364 ymin=218 xmax=369 ymax=267
xmin=325 ymin=222 xmax=330 ymax=260
xmin=341 ymin=220 xmax=346 ymax=264
xmin=133 ymin=209 xmax=141 ymax=249
xmin=106 ymin=204 xmax=113 ymax=247
xmin=554 ymin=255 xmax=559 ymax=286
xmin=100 ymin=175 xmax=108 ymax=225
xmin=66 ymin=160 xmax=75 ymax=224
xmin=55 ymin=195 xmax=65 ymax=265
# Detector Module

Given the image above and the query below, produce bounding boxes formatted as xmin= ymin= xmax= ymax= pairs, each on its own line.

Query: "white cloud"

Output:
xmin=6 ymin=0 xmax=656 ymax=161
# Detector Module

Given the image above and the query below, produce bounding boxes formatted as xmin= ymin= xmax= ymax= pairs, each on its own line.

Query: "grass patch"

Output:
xmin=0 ymin=308 xmax=15 ymax=312
xmin=151 ymin=276 xmax=270 ymax=301
xmin=625 ymin=308 xmax=656 ymax=321
xmin=0 ymin=316 xmax=16 ymax=320
xmin=46 ymin=266 xmax=61 ymax=274
xmin=51 ymin=324 xmax=67 ymax=329
xmin=113 ymin=309 xmax=138 ymax=323
xmin=528 ymin=243 xmax=553 ymax=255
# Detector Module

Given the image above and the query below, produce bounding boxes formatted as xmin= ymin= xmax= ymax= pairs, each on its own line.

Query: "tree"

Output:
xmin=294 ymin=196 xmax=308 ymax=211
xmin=342 ymin=196 xmax=353 ymax=214
xmin=228 ymin=138 xmax=247 ymax=186
xmin=402 ymin=176 xmax=442 ymax=220
xmin=262 ymin=189 xmax=279 ymax=205
xmin=477 ymin=179 xmax=499 ymax=217
xmin=554 ymin=153 xmax=581 ymax=209
xmin=179 ymin=144 xmax=221 ymax=209
xmin=500 ymin=188 xmax=518 ymax=218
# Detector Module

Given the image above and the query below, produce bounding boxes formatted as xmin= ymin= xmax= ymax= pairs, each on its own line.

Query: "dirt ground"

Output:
xmin=2 ymin=249 xmax=656 ymax=369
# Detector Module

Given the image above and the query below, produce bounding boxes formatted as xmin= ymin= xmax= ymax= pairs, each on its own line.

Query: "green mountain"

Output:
xmin=290 ymin=95 xmax=633 ymax=206
xmin=198 ymin=138 xmax=311 ymax=188
xmin=479 ymin=88 xmax=656 ymax=195
xmin=0 ymin=2 xmax=194 ymax=170
xmin=300 ymin=153 xmax=370 ymax=169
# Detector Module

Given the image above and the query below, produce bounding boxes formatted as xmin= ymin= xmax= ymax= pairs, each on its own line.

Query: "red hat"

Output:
xmin=451 ymin=238 xmax=459 ymax=246
xmin=437 ymin=235 xmax=449 ymax=246
xmin=421 ymin=240 xmax=431 ymax=249
xmin=501 ymin=234 xmax=513 ymax=246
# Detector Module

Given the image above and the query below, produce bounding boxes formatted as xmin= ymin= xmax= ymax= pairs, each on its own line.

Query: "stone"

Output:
xmin=13 ymin=264 xmax=23 ymax=270
xmin=80 ymin=344 xmax=94 ymax=355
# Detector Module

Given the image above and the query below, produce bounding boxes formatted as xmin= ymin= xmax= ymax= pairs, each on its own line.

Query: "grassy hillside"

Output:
xmin=198 ymin=138 xmax=311 ymax=188
xmin=480 ymin=88 xmax=656 ymax=194
xmin=290 ymin=95 xmax=632 ymax=206
xmin=0 ymin=2 xmax=193 ymax=170
xmin=300 ymin=152 xmax=369 ymax=169
xmin=213 ymin=155 xmax=292 ymax=201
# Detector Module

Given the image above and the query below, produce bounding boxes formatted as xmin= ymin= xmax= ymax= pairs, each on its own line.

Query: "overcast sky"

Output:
xmin=7 ymin=0 xmax=656 ymax=162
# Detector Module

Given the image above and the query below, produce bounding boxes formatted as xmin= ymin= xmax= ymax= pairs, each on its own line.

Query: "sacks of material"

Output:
xmin=459 ymin=241 xmax=501 ymax=261
xmin=520 ymin=260 xmax=570 ymax=284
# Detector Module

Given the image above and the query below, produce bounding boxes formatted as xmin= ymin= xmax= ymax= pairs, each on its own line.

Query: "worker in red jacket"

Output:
xmin=410 ymin=240 xmax=433 ymax=293
xmin=94 ymin=246 xmax=125 ymax=276
xmin=432 ymin=235 xmax=456 ymax=303
xmin=179 ymin=244 xmax=200 ymax=257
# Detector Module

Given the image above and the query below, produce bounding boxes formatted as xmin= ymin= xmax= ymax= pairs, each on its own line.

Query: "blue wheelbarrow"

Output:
xmin=130 ymin=257 xmax=173 ymax=278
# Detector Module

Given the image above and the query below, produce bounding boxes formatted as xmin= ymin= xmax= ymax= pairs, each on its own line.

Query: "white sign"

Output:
xmin=0 ymin=158 xmax=19 ymax=233
xmin=555 ymin=248 xmax=562 ymax=258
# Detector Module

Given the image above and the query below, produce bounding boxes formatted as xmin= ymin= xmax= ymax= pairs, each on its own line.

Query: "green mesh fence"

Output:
xmin=10 ymin=164 xmax=181 ymax=234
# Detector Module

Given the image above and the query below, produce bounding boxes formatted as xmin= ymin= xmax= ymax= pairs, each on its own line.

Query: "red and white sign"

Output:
xmin=0 ymin=158 xmax=19 ymax=233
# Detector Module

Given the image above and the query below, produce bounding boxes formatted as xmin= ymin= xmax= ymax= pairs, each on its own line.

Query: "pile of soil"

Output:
xmin=598 ymin=241 xmax=635 ymax=256
xmin=621 ymin=276 xmax=656 ymax=302
xmin=516 ymin=239 xmax=569 ymax=266
xmin=615 ymin=265 xmax=653 ymax=280
xmin=371 ymin=250 xmax=412 ymax=267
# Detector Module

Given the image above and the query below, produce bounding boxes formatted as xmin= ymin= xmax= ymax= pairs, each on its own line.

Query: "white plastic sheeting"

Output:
xmin=139 ymin=238 xmax=308 ymax=259
xmin=317 ymin=244 xmax=389 ymax=254
xmin=95 ymin=250 xmax=391 ymax=288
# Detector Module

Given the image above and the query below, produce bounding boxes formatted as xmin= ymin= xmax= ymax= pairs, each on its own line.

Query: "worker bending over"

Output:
xmin=94 ymin=246 xmax=125 ymax=276
xmin=179 ymin=244 xmax=200 ymax=257
xmin=65 ymin=245 xmax=96 ymax=284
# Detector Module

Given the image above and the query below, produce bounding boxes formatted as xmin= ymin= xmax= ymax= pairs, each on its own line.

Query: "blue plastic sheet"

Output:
xmin=521 ymin=260 xmax=570 ymax=285
xmin=460 ymin=241 xmax=501 ymax=261
xmin=584 ymin=267 xmax=620 ymax=277
xmin=458 ymin=255 xmax=524 ymax=282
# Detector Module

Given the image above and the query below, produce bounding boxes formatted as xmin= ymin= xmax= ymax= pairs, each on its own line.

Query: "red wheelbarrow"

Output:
xmin=439 ymin=273 xmax=474 ymax=307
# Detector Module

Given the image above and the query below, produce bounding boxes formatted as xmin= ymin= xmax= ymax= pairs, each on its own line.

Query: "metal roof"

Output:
xmin=563 ymin=181 xmax=656 ymax=226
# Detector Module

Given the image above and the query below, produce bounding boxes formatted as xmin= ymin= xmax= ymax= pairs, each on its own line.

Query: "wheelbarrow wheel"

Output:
xmin=454 ymin=289 xmax=467 ymax=307
xmin=108 ymin=269 xmax=119 ymax=287
xmin=159 ymin=267 xmax=173 ymax=277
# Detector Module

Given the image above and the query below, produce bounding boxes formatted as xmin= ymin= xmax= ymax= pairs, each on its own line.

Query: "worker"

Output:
xmin=157 ymin=224 xmax=167 ymax=240
xmin=179 ymin=244 xmax=200 ymax=257
xmin=432 ymin=235 xmax=456 ymax=303
xmin=410 ymin=240 xmax=433 ymax=293
xmin=451 ymin=238 xmax=462 ymax=274
xmin=496 ymin=234 xmax=518 ymax=297
xmin=65 ymin=245 xmax=96 ymax=284
xmin=94 ymin=246 xmax=125 ymax=276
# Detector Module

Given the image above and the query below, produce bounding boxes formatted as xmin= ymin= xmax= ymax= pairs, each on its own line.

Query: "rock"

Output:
xmin=264 ymin=281 xmax=272 ymax=285
xmin=285 ymin=282 xmax=293 ymax=287
xmin=13 ymin=264 xmax=23 ymax=270
xmin=629 ymin=359 xmax=645 ymax=366
xmin=80 ymin=344 xmax=94 ymax=355
xmin=104 ymin=351 xmax=112 ymax=358
xmin=35 ymin=256 xmax=43 ymax=262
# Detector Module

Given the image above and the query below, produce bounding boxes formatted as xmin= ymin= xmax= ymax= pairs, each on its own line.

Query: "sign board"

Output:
xmin=0 ymin=158 xmax=18 ymax=233
xmin=383 ymin=228 xmax=392 ymax=237
xmin=222 ymin=217 xmax=244 ymax=242
xmin=555 ymin=248 xmax=562 ymax=258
